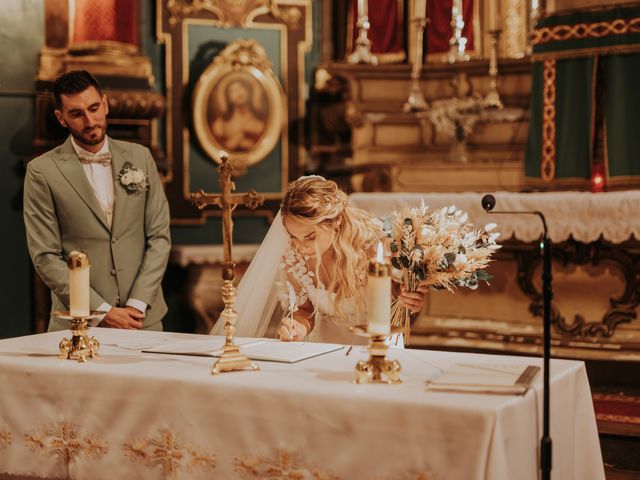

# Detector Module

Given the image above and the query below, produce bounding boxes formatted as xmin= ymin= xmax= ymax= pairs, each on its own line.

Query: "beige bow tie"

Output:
xmin=78 ymin=152 xmax=112 ymax=166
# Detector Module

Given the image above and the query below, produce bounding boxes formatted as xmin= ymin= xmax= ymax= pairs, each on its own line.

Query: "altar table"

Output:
xmin=0 ymin=329 xmax=604 ymax=480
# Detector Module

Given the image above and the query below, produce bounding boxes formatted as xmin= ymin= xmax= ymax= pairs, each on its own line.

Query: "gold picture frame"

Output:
xmin=192 ymin=39 xmax=286 ymax=173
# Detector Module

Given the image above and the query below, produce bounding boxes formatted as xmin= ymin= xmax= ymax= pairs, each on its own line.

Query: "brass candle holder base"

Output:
xmin=211 ymin=280 xmax=259 ymax=375
xmin=350 ymin=325 xmax=402 ymax=384
xmin=55 ymin=312 xmax=103 ymax=362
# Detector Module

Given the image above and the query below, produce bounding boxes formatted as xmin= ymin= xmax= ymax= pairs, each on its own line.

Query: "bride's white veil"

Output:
xmin=210 ymin=210 xmax=288 ymax=337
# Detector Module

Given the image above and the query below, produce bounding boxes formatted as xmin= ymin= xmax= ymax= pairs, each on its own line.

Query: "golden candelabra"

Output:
xmin=485 ymin=29 xmax=503 ymax=109
xmin=347 ymin=0 xmax=378 ymax=65
xmin=190 ymin=152 xmax=264 ymax=375
xmin=403 ymin=15 xmax=429 ymax=112
xmin=448 ymin=0 xmax=470 ymax=63
xmin=57 ymin=314 xmax=101 ymax=362
xmin=350 ymin=325 xmax=402 ymax=384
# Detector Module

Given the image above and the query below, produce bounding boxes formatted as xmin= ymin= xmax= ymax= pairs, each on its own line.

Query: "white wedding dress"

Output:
xmin=211 ymin=210 xmax=402 ymax=347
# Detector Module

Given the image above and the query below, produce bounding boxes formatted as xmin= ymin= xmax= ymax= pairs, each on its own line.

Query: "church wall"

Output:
xmin=0 ymin=0 xmax=44 ymax=338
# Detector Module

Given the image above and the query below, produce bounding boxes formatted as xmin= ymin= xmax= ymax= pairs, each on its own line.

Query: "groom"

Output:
xmin=23 ymin=70 xmax=171 ymax=331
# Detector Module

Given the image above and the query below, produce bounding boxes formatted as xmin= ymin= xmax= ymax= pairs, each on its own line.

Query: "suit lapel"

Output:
xmin=54 ymin=138 xmax=111 ymax=231
xmin=110 ymin=138 xmax=129 ymax=237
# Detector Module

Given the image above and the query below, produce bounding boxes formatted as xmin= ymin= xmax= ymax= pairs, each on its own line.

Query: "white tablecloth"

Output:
xmin=0 ymin=329 xmax=604 ymax=480
xmin=350 ymin=191 xmax=640 ymax=243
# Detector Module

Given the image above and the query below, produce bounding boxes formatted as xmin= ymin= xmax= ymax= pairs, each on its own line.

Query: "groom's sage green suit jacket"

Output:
xmin=24 ymin=137 xmax=171 ymax=331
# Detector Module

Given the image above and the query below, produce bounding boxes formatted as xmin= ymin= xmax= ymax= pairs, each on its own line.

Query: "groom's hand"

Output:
xmin=100 ymin=306 xmax=143 ymax=329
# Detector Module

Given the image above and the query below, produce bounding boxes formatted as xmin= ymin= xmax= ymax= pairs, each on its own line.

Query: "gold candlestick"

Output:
xmin=448 ymin=0 xmax=470 ymax=63
xmin=403 ymin=15 xmax=430 ymax=112
xmin=347 ymin=0 xmax=378 ymax=65
xmin=485 ymin=29 xmax=503 ymax=109
xmin=58 ymin=315 xmax=101 ymax=362
xmin=190 ymin=152 xmax=263 ymax=375
xmin=57 ymin=251 xmax=100 ymax=362
xmin=350 ymin=325 xmax=402 ymax=384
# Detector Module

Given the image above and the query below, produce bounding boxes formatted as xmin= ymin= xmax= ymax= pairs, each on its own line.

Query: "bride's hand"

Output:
xmin=278 ymin=317 xmax=308 ymax=342
xmin=397 ymin=281 xmax=429 ymax=314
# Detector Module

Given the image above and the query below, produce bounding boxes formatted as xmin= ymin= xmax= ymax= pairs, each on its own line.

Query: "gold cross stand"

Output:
xmin=190 ymin=153 xmax=264 ymax=374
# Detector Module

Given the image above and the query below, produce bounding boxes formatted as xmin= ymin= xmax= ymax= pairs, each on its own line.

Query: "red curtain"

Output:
xmin=427 ymin=0 xmax=475 ymax=55
xmin=73 ymin=0 xmax=138 ymax=45
xmin=349 ymin=0 xmax=405 ymax=60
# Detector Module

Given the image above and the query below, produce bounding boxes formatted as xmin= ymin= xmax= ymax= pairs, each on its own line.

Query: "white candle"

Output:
xmin=415 ymin=0 xmax=426 ymax=18
xmin=487 ymin=0 xmax=500 ymax=31
xmin=357 ymin=0 xmax=366 ymax=18
xmin=367 ymin=242 xmax=391 ymax=335
xmin=68 ymin=251 xmax=90 ymax=318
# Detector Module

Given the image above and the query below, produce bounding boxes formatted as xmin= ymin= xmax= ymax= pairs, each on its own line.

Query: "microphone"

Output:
xmin=481 ymin=194 xmax=496 ymax=212
xmin=481 ymin=193 xmax=553 ymax=480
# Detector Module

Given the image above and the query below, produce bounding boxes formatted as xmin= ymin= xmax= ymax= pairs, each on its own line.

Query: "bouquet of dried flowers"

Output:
xmin=385 ymin=200 xmax=501 ymax=339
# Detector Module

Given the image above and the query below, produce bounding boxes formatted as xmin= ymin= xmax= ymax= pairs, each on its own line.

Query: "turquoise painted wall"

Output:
xmin=0 ymin=0 xmax=44 ymax=338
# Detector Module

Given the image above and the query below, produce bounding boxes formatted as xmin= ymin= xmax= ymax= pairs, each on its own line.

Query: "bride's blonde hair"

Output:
xmin=281 ymin=176 xmax=381 ymax=322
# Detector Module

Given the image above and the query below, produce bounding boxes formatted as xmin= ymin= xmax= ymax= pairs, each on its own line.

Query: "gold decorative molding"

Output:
xmin=24 ymin=422 xmax=109 ymax=464
xmin=105 ymin=91 xmax=166 ymax=119
xmin=192 ymin=38 xmax=286 ymax=172
xmin=541 ymin=59 xmax=557 ymax=182
xmin=123 ymin=429 xmax=216 ymax=475
xmin=531 ymin=17 xmax=640 ymax=45
xmin=167 ymin=0 xmax=299 ymax=28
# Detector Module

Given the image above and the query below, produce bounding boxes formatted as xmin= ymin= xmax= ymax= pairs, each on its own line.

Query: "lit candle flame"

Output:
xmin=376 ymin=241 xmax=384 ymax=263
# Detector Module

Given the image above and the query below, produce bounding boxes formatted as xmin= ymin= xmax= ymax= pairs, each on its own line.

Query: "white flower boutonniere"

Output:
xmin=118 ymin=162 xmax=149 ymax=193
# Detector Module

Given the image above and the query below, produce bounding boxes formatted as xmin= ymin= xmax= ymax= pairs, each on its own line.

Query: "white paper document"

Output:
xmin=142 ymin=338 xmax=343 ymax=363
xmin=426 ymin=363 xmax=540 ymax=395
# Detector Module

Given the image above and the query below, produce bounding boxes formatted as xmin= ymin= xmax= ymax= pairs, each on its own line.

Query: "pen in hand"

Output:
xmin=345 ymin=346 xmax=353 ymax=356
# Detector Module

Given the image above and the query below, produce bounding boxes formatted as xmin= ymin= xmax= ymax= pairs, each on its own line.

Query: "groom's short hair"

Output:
xmin=53 ymin=70 xmax=102 ymax=109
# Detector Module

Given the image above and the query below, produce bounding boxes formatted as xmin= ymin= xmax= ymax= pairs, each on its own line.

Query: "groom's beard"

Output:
xmin=68 ymin=122 xmax=107 ymax=148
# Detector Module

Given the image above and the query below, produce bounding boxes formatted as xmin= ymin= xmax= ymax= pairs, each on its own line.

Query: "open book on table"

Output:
xmin=426 ymin=363 xmax=540 ymax=395
xmin=140 ymin=337 xmax=343 ymax=364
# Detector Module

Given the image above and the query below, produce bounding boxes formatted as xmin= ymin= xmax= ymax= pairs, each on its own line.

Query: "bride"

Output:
xmin=211 ymin=176 xmax=427 ymax=345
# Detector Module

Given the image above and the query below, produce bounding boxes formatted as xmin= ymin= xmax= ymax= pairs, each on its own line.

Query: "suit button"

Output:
xmin=110 ymin=269 xmax=116 ymax=276
xmin=111 ymin=239 xmax=116 ymax=244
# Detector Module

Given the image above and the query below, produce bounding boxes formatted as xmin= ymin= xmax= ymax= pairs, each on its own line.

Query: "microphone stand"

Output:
xmin=481 ymin=195 xmax=552 ymax=480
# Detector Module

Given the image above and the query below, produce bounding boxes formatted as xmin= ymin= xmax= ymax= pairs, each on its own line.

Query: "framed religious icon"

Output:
xmin=192 ymin=39 xmax=286 ymax=173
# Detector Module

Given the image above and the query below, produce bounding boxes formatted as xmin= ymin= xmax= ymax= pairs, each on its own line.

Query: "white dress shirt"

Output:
xmin=70 ymin=136 xmax=147 ymax=317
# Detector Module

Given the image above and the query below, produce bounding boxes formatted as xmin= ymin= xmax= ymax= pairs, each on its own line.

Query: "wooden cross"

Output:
xmin=190 ymin=153 xmax=264 ymax=281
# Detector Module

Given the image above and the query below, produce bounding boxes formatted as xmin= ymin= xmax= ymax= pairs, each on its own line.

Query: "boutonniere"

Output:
xmin=117 ymin=162 xmax=149 ymax=193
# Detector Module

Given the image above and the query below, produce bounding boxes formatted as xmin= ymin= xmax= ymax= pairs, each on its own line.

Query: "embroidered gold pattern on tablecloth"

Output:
xmin=234 ymin=449 xmax=340 ymax=479
xmin=0 ymin=426 xmax=12 ymax=449
xmin=122 ymin=429 xmax=216 ymax=475
xmin=24 ymin=422 xmax=108 ymax=463
xmin=531 ymin=18 xmax=640 ymax=45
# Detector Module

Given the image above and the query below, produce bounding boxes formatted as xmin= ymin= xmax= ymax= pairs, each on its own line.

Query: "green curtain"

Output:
xmin=555 ymin=57 xmax=595 ymax=179
xmin=605 ymin=53 xmax=640 ymax=177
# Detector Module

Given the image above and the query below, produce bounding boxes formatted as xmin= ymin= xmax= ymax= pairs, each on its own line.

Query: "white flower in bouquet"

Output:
xmin=384 ymin=200 xmax=502 ymax=337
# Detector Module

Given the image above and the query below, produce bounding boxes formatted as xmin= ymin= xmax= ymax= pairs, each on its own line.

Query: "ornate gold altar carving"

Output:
xmin=320 ymin=60 xmax=531 ymax=193
xmin=167 ymin=0 xmax=302 ymax=29
xmin=192 ymin=39 xmax=285 ymax=174
xmin=158 ymin=0 xmax=310 ymax=223
xmin=518 ymin=241 xmax=640 ymax=338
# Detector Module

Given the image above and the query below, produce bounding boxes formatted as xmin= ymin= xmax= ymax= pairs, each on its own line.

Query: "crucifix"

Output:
xmin=190 ymin=152 xmax=264 ymax=374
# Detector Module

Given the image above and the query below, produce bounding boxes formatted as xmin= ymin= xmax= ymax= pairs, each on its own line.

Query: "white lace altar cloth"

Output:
xmin=0 ymin=329 xmax=603 ymax=480
xmin=350 ymin=191 xmax=640 ymax=243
